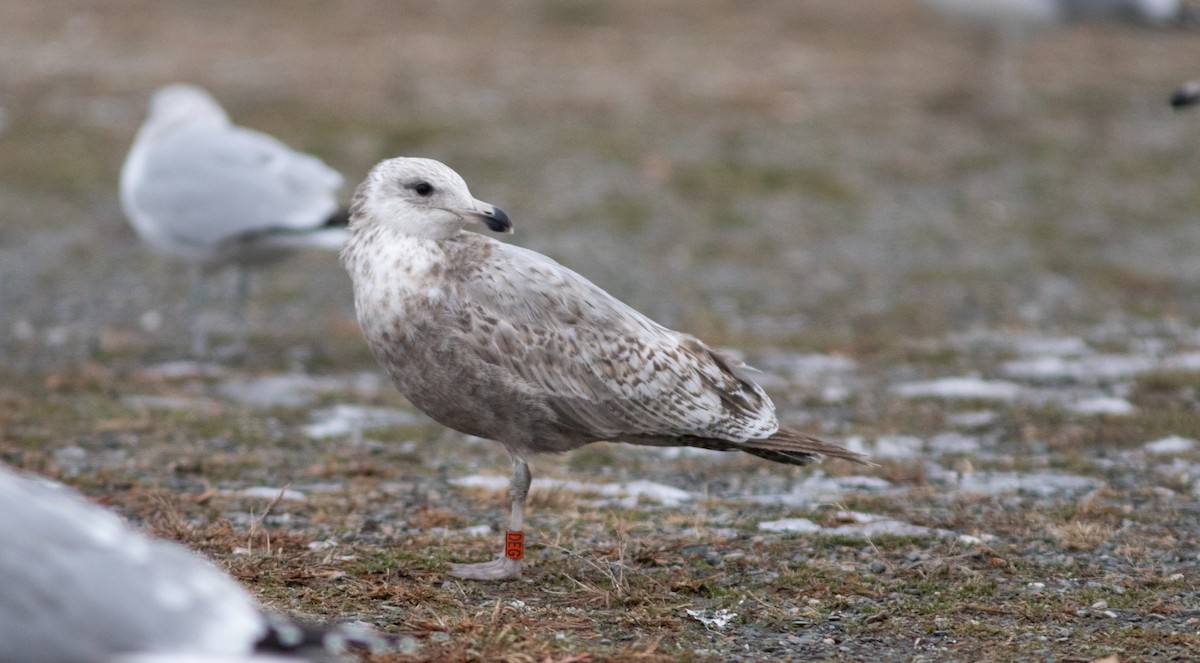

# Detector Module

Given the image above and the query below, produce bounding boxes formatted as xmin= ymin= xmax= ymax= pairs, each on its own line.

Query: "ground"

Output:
xmin=1 ymin=2 xmax=1200 ymax=661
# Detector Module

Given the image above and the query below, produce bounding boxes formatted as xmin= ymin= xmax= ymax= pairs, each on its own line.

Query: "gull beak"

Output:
xmin=471 ymin=201 xmax=513 ymax=234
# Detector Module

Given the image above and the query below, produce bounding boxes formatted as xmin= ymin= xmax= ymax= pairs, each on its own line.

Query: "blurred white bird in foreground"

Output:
xmin=921 ymin=0 xmax=1198 ymax=111
xmin=0 ymin=463 xmax=388 ymax=663
xmin=120 ymin=84 xmax=348 ymax=357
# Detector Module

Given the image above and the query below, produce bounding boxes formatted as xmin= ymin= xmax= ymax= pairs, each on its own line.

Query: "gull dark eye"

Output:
xmin=413 ymin=181 xmax=434 ymax=197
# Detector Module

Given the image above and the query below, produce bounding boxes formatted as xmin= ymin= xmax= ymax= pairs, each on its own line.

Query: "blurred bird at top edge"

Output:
xmin=119 ymin=84 xmax=349 ymax=359
xmin=919 ymin=0 xmax=1200 ymax=113
xmin=1171 ymin=79 xmax=1200 ymax=107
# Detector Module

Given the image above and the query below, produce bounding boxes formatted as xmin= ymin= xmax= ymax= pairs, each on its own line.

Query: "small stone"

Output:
xmin=1091 ymin=600 xmax=1108 ymax=610
xmin=870 ymin=561 xmax=887 ymax=574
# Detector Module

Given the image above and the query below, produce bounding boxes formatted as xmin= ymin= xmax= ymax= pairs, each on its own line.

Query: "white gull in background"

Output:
xmin=120 ymin=84 xmax=347 ymax=357
xmin=921 ymin=0 xmax=1198 ymax=111
xmin=340 ymin=157 xmax=867 ymax=581
xmin=0 ymin=464 xmax=387 ymax=662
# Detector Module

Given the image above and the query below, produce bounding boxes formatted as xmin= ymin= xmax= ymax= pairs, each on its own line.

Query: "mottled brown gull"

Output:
xmin=341 ymin=157 xmax=868 ymax=580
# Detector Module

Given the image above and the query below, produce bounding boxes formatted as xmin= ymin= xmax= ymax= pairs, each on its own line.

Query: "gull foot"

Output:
xmin=448 ymin=556 xmax=524 ymax=581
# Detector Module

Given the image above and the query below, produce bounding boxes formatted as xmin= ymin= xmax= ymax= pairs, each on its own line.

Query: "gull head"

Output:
xmin=351 ymin=157 xmax=512 ymax=240
xmin=144 ymin=83 xmax=229 ymax=131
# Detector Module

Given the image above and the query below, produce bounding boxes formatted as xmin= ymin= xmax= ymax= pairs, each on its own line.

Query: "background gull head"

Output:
xmin=143 ymin=84 xmax=229 ymax=136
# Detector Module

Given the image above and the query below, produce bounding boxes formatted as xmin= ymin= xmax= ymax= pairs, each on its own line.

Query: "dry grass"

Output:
xmin=5 ymin=357 xmax=1199 ymax=661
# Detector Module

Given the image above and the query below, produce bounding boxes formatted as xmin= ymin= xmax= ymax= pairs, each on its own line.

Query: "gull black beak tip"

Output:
xmin=482 ymin=207 xmax=514 ymax=234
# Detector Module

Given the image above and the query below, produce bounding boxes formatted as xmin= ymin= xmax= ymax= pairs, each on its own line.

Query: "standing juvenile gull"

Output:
xmin=0 ymin=464 xmax=389 ymax=662
xmin=120 ymin=84 xmax=348 ymax=357
xmin=340 ymin=157 xmax=868 ymax=581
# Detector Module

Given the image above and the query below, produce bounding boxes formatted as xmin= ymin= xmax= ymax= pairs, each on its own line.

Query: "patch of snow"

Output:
xmin=759 ymin=512 xmax=964 ymax=539
xmin=427 ymin=525 xmax=493 ymax=538
xmin=303 ymin=404 xmax=424 ymax=438
xmin=872 ymin=435 xmax=924 ymax=460
xmin=1001 ymin=354 xmax=1157 ymax=383
xmin=842 ymin=435 xmax=868 ymax=456
xmin=224 ymin=487 xmax=306 ymax=501
xmin=121 ymin=395 xmax=219 ymax=412
xmin=824 ymin=516 xmax=956 ymax=539
xmin=1162 ymin=351 xmax=1200 ymax=371
xmin=686 ymin=608 xmax=737 ymax=630
xmin=1144 ymin=435 xmax=1197 ymax=456
xmin=450 ymin=475 xmax=511 ymax=491
xmin=758 ymin=518 xmax=822 ymax=533
xmin=744 ymin=474 xmax=893 ymax=506
xmin=756 ymin=350 xmax=857 ymax=375
xmin=449 ymin=475 xmax=693 ymax=506
xmin=839 ymin=475 xmax=895 ymax=491
xmin=1011 ymin=336 xmax=1089 ymax=356
xmin=11 ymin=318 xmax=35 ymax=341
xmin=1068 ymin=397 xmax=1135 ymax=416
xmin=218 ymin=372 xmax=389 ymax=408
xmin=954 ymin=472 xmax=1100 ymax=496
xmin=140 ymin=361 xmax=227 ymax=379
xmin=218 ymin=374 xmax=323 ymax=408
xmin=139 ymin=310 xmax=162 ymax=332
xmin=892 ymin=376 xmax=1023 ymax=402
xmin=821 ymin=384 xmax=852 ymax=403
xmin=679 ymin=526 xmax=741 ymax=539
xmin=947 ymin=411 xmax=998 ymax=429
xmin=558 ymin=479 xmax=691 ymax=506
xmin=928 ymin=432 xmax=981 ymax=455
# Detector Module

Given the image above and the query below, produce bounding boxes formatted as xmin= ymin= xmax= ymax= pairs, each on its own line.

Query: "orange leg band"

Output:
xmin=505 ymin=530 xmax=524 ymax=559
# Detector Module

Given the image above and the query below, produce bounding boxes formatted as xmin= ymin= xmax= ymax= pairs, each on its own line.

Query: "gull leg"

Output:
xmin=189 ymin=264 xmax=208 ymax=358
xmin=230 ymin=265 xmax=250 ymax=358
xmin=449 ymin=456 xmax=530 ymax=580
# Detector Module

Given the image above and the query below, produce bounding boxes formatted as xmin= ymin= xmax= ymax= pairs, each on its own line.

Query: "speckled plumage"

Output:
xmin=341 ymin=157 xmax=866 ymax=579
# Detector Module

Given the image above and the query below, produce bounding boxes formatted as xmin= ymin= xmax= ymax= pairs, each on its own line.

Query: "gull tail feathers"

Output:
xmin=231 ymin=224 xmax=350 ymax=252
xmin=323 ymin=207 xmax=351 ymax=228
xmin=741 ymin=427 xmax=871 ymax=467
